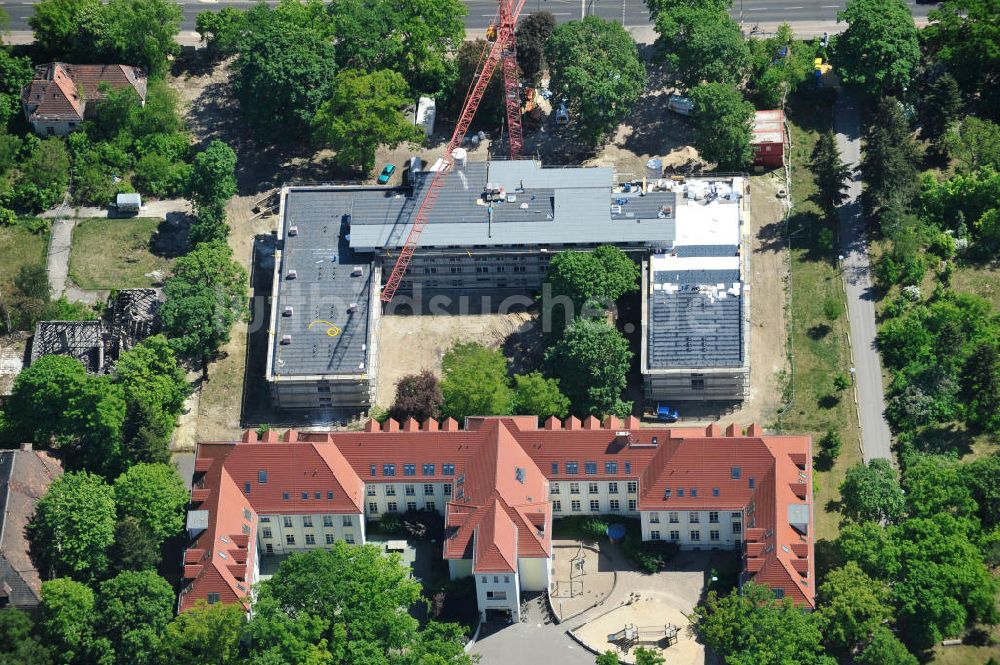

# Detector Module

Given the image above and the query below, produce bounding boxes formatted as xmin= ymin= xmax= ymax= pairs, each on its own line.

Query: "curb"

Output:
xmin=463 ymin=619 xmax=483 ymax=653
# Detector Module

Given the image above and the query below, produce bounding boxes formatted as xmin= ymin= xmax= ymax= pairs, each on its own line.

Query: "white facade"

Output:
xmin=517 ymin=555 xmax=551 ymax=592
xmin=363 ymin=480 xmax=452 ymax=518
xmin=640 ymin=508 xmax=744 ymax=550
xmin=256 ymin=512 xmax=365 ymax=555
xmin=475 ymin=570 xmax=521 ymax=622
xmin=548 ymin=479 xmax=641 ymax=517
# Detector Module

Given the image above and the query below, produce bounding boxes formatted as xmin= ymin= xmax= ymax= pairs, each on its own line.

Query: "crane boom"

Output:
xmin=380 ymin=0 xmax=526 ymax=303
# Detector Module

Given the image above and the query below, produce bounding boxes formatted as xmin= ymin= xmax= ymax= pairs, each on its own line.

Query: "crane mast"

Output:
xmin=380 ymin=0 xmax=526 ymax=303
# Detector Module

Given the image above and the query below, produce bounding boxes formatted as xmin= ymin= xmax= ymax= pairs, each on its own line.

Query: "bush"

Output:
xmin=133 ymin=153 xmax=191 ymax=198
xmin=823 ymin=297 xmax=842 ymax=321
xmin=378 ymin=513 xmax=403 ymax=534
xmin=833 ymin=373 xmax=852 ymax=391
xmin=582 ymin=517 xmax=609 ymax=540
xmin=623 ymin=539 xmax=678 ymax=573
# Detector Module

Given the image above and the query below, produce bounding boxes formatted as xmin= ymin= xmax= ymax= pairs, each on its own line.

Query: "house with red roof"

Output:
xmin=20 ymin=63 xmax=147 ymax=136
xmin=179 ymin=416 xmax=814 ymax=622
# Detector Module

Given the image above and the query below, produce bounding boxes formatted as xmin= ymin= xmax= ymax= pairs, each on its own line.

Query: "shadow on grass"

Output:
xmin=818 ymin=394 xmax=841 ymax=409
xmin=808 ymin=323 xmax=832 ymax=340
xmin=910 ymin=422 xmax=976 ymax=457
xmin=814 ymin=538 xmax=842 ymax=585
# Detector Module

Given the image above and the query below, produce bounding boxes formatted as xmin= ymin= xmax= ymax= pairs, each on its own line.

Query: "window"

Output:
xmin=457 ymin=474 xmax=465 ymax=486
xmin=670 ymin=530 xmax=680 ymax=541
xmin=404 ymin=464 xmax=416 ymax=476
xmin=628 ymin=499 xmax=637 ymax=511
xmin=266 ymin=544 xmax=273 ymax=554
xmin=260 ymin=517 xmax=270 ymax=523
xmin=443 ymin=464 xmax=455 ymax=476
xmin=590 ymin=500 xmax=600 ymax=511
xmin=305 ymin=534 xmax=315 ymax=545
xmin=691 ymin=377 xmax=705 ymax=390
xmin=326 ymin=534 xmax=335 ymax=545
xmin=773 ymin=588 xmax=785 ymax=599
xmin=731 ymin=512 xmax=742 ymax=519
xmin=282 ymin=492 xmax=290 ymax=500
xmin=283 ymin=516 xmax=293 ymax=528
xmin=650 ymin=512 xmax=660 ymax=524
xmin=709 ymin=511 xmax=719 ymax=524
xmin=244 ymin=482 xmax=251 ymax=493
xmin=318 ymin=385 xmax=330 ymax=393
xmin=286 ymin=535 xmax=295 ymax=545
xmin=368 ymin=486 xmax=376 ymax=496
xmin=515 ymin=467 xmax=525 ymax=483
xmin=259 ymin=470 xmax=268 ymax=483
xmin=677 ymin=488 xmax=684 ymax=497
xmin=627 ymin=481 xmax=637 ymax=493
xmin=584 ymin=462 xmax=597 ymax=475
xmin=551 ymin=462 xmax=559 ymax=475
xmin=345 ymin=533 xmax=355 ymax=544
xmin=669 ymin=511 xmax=679 ymax=523
xmin=494 ymin=576 xmax=499 ymax=584
xmin=733 ymin=522 xmax=742 ymax=534
xmin=664 ymin=488 xmax=672 ymax=498
xmin=710 ymin=530 xmax=720 ymax=542
xmin=486 ymin=591 xmax=507 ymax=600
xmin=407 ymin=501 xmax=417 ymax=511
xmin=690 ymin=530 xmax=701 ymax=541
xmin=571 ymin=500 xmax=581 ymax=512
xmin=605 ymin=461 xmax=618 ymax=474
xmin=303 ymin=516 xmax=313 ymax=527
xmin=323 ymin=515 xmax=333 ymax=527
xmin=625 ymin=462 xmax=631 ymax=474
xmin=262 ymin=527 xmax=272 ymax=539
xmin=370 ymin=464 xmax=377 ymax=476
xmin=712 ymin=487 xmax=720 ymax=497
xmin=368 ymin=502 xmax=378 ymax=513
xmin=207 ymin=593 xmax=220 ymax=604
xmin=749 ymin=477 xmax=756 ymax=489
xmin=566 ymin=461 xmax=579 ymax=474
xmin=387 ymin=501 xmax=397 ymax=512
xmin=610 ymin=499 xmax=620 ymax=511
xmin=651 ymin=530 xmax=661 ymax=540
xmin=689 ymin=512 xmax=700 ymax=523
xmin=421 ymin=464 xmax=435 ymax=476
xmin=444 ymin=484 xmax=452 ymax=496
xmin=426 ymin=501 xmax=435 ymax=511
xmin=731 ymin=467 xmax=741 ymax=480
xmin=385 ymin=486 xmax=396 ymax=496
xmin=315 ymin=492 xmax=321 ymax=500
xmin=423 ymin=484 xmax=434 ymax=495
xmin=301 ymin=492 xmax=309 ymax=500
xmin=405 ymin=485 xmax=415 ymax=496
xmin=570 ymin=482 xmax=580 ymax=494
xmin=690 ymin=488 xmax=698 ymax=497
xmin=609 ymin=482 xmax=619 ymax=494
xmin=550 ymin=483 xmax=560 ymax=495
xmin=588 ymin=482 xmax=599 ymax=494
xmin=342 ymin=516 xmax=352 ymax=527
xmin=553 ymin=500 xmax=562 ymax=512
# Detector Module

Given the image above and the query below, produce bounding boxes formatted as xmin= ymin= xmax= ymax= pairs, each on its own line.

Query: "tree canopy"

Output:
xmin=545 ymin=246 xmax=640 ymax=314
xmin=513 ymin=372 xmax=571 ymax=420
xmin=545 ymin=319 xmax=632 ymax=417
xmin=389 ymin=370 xmax=443 ymax=423
xmin=923 ymin=0 xmax=1000 ymax=105
xmin=516 ymin=11 xmax=556 ymax=83
xmin=810 ymin=131 xmax=851 ymax=216
xmin=654 ymin=4 xmax=748 ymax=89
xmin=113 ymin=462 xmax=188 ymax=544
xmin=545 ymin=17 xmax=647 ymax=146
xmin=440 ymin=342 xmax=514 ymax=421
xmin=688 ymin=82 xmax=755 ymax=170
xmin=817 ymin=562 xmax=893 ymax=654
xmin=114 ymin=335 xmax=188 ymax=439
xmin=832 ymin=0 xmax=919 ymax=97
xmin=38 ymin=579 xmax=96 ymax=665
xmin=839 ymin=458 xmax=906 ymax=524
xmin=158 ymin=601 xmax=245 ymax=665
xmin=187 ymin=139 xmax=237 ymax=212
xmin=96 ymin=571 xmax=175 ymax=665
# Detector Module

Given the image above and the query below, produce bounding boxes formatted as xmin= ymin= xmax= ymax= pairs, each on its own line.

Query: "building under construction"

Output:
xmin=30 ymin=288 xmax=160 ymax=373
xmin=265 ymin=162 xmax=749 ymax=412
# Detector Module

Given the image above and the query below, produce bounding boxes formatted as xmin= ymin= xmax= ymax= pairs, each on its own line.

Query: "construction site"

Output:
xmin=260 ymin=0 xmax=751 ymax=418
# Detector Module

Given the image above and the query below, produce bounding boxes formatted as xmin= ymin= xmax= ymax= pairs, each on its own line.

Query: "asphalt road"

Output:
xmin=0 ymin=0 xmax=934 ymax=36
xmin=834 ymin=91 xmax=893 ymax=463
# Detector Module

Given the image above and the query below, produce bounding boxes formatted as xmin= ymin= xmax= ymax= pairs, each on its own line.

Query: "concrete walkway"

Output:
xmin=46 ymin=218 xmax=75 ymax=299
xmin=40 ymin=198 xmax=192 ymax=220
xmin=834 ymin=93 xmax=893 ymax=462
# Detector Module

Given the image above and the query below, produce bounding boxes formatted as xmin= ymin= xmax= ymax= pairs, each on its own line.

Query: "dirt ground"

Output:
xmin=550 ymin=543 xmax=615 ymax=620
xmin=375 ymin=311 xmax=538 ymax=409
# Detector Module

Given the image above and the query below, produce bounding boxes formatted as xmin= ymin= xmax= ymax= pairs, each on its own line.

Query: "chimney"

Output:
xmin=423 ymin=418 xmax=439 ymax=432
xmin=364 ymin=418 xmax=381 ymax=432
xmin=260 ymin=429 xmax=278 ymax=443
xmin=747 ymin=423 xmax=762 ymax=437
xmin=403 ymin=417 xmax=419 ymax=432
xmin=604 ymin=415 xmax=622 ymax=430
xmin=705 ymin=423 xmax=721 ymax=437
xmin=565 ymin=416 xmax=581 ymax=430
xmin=241 ymin=430 xmax=256 ymax=443
xmin=384 ymin=418 xmax=400 ymax=432
xmin=543 ymin=416 xmax=561 ymax=430
xmin=725 ymin=423 xmax=739 ymax=437
xmin=282 ymin=430 xmax=299 ymax=443
xmin=583 ymin=415 xmax=600 ymax=430
xmin=442 ymin=417 xmax=459 ymax=432
xmin=624 ymin=415 xmax=641 ymax=429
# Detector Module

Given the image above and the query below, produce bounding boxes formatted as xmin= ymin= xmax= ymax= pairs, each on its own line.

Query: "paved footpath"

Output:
xmin=833 ymin=92 xmax=892 ymax=462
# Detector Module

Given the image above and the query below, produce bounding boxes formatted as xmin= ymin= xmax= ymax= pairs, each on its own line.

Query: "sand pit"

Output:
xmin=572 ymin=592 xmax=703 ymax=665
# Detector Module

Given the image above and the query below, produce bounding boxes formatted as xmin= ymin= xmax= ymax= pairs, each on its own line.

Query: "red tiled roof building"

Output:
xmin=179 ymin=417 xmax=815 ymax=620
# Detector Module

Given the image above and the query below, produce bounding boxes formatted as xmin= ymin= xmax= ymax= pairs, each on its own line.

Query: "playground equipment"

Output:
xmin=606 ymin=623 xmax=679 ymax=653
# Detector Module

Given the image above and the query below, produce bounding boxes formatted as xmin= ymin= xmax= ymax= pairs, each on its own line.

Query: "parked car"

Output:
xmin=656 ymin=404 xmax=679 ymax=423
xmin=377 ymin=164 xmax=396 ymax=184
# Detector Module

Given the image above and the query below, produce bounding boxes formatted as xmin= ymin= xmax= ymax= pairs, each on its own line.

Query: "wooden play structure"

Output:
xmin=607 ymin=623 xmax=679 ymax=653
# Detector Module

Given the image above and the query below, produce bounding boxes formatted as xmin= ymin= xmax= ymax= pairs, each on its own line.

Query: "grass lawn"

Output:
xmin=0 ymin=222 xmax=49 ymax=317
xmin=778 ymin=92 xmax=862 ymax=546
xmin=68 ymin=217 xmax=176 ymax=290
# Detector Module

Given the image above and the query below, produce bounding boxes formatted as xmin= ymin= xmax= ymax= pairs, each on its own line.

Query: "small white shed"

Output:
xmin=115 ymin=192 xmax=141 ymax=214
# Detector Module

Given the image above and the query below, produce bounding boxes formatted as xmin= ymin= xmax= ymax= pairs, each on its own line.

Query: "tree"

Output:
xmin=923 ymin=0 xmax=1000 ymax=102
xmin=916 ymin=69 xmax=961 ymax=146
xmin=231 ymin=4 xmax=337 ymax=141
xmin=72 ymin=0 xmax=182 ymax=77
xmin=694 ymin=583 xmax=835 ymax=665
xmin=961 ymin=453 xmax=1000 ymax=529
xmin=195 ymin=6 xmax=245 ymax=59
xmin=11 ymin=263 xmax=51 ymax=328
xmin=29 ymin=471 xmax=116 ymax=581
xmin=451 ymin=39 xmax=505 ymax=129
xmin=546 ymin=246 xmax=640 ymax=314
xmin=836 ymin=519 xmax=902 ymax=579
xmin=545 ymin=17 xmax=647 ymax=146
xmin=745 ymin=24 xmax=816 ymax=108
xmin=61 ymin=375 xmax=126 ymax=475
xmin=634 ymin=647 xmax=665 ymax=665
xmin=120 ymin=399 xmax=171 ymax=467
xmin=243 ymin=592 xmax=333 ymax=665
xmin=398 ymin=621 xmax=476 ymax=665
xmin=28 ymin=0 xmax=98 ymax=57
xmin=160 ymin=241 xmax=248 ymax=378
xmin=110 ymin=516 xmax=161 ymax=572
xmin=158 ymin=600 xmax=245 ymax=665
xmin=960 ymin=341 xmax=1000 ymax=432
xmin=855 ymin=626 xmax=918 ymax=665
xmin=38 ymin=579 xmax=96 ymax=665
xmin=654 ymin=4 xmax=748 ymax=89
xmin=545 ymin=319 xmax=632 ymax=417
xmin=187 ymin=139 xmax=237 ymax=211
xmin=13 ymin=137 xmax=70 ymax=212
xmin=839 ymin=458 xmax=905 ymax=524
xmin=0 ymin=609 xmax=53 ymax=665
xmin=944 ymin=116 xmax=1000 ymax=174
xmin=389 ymin=370 xmax=443 ymax=423
xmin=832 ymin=0 xmax=919 ymax=97
xmin=810 ymin=131 xmax=850 ymax=215
xmin=688 ymin=82 xmax=754 ymax=171
xmin=114 ymin=463 xmax=188 ymax=544
xmin=440 ymin=343 xmax=513 ymax=421
xmin=817 ymin=562 xmax=892 ymax=654
xmin=114 ymin=335 xmax=188 ymax=438
xmin=902 ymin=453 xmax=978 ymax=520
xmin=314 ymin=69 xmax=424 ymax=173
xmin=645 ymin=0 xmax=731 ymax=15
xmin=595 ymin=651 xmax=621 ymax=665
xmin=188 ymin=201 xmax=228 ymax=246
xmin=96 ymin=571 xmax=175 ymax=665
xmin=0 ymin=49 xmax=35 ymax=130
xmin=513 ymin=372 xmax=571 ymax=419
xmin=860 ymin=98 xmax=920 ymax=226
xmin=516 ymin=11 xmax=556 ymax=82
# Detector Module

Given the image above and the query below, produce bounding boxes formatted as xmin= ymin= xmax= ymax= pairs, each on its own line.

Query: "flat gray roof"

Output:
xmin=270 ymin=190 xmax=373 ymax=378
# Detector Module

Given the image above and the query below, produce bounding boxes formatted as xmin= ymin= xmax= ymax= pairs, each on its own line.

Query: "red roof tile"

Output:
xmin=21 ymin=63 xmax=147 ymax=123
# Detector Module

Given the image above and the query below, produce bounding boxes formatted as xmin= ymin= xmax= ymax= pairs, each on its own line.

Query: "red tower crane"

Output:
xmin=380 ymin=0 xmax=526 ymax=303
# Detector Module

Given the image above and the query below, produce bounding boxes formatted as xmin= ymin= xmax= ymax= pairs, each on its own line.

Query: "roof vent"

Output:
xmin=288 ymin=226 xmax=299 ymax=236
xmin=280 ymin=335 xmax=292 ymax=345
xmin=347 ymin=303 xmax=358 ymax=312
xmin=352 ymin=266 xmax=364 ymax=277
xmin=282 ymin=306 xmax=293 ymax=317
xmin=286 ymin=269 xmax=297 ymax=280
